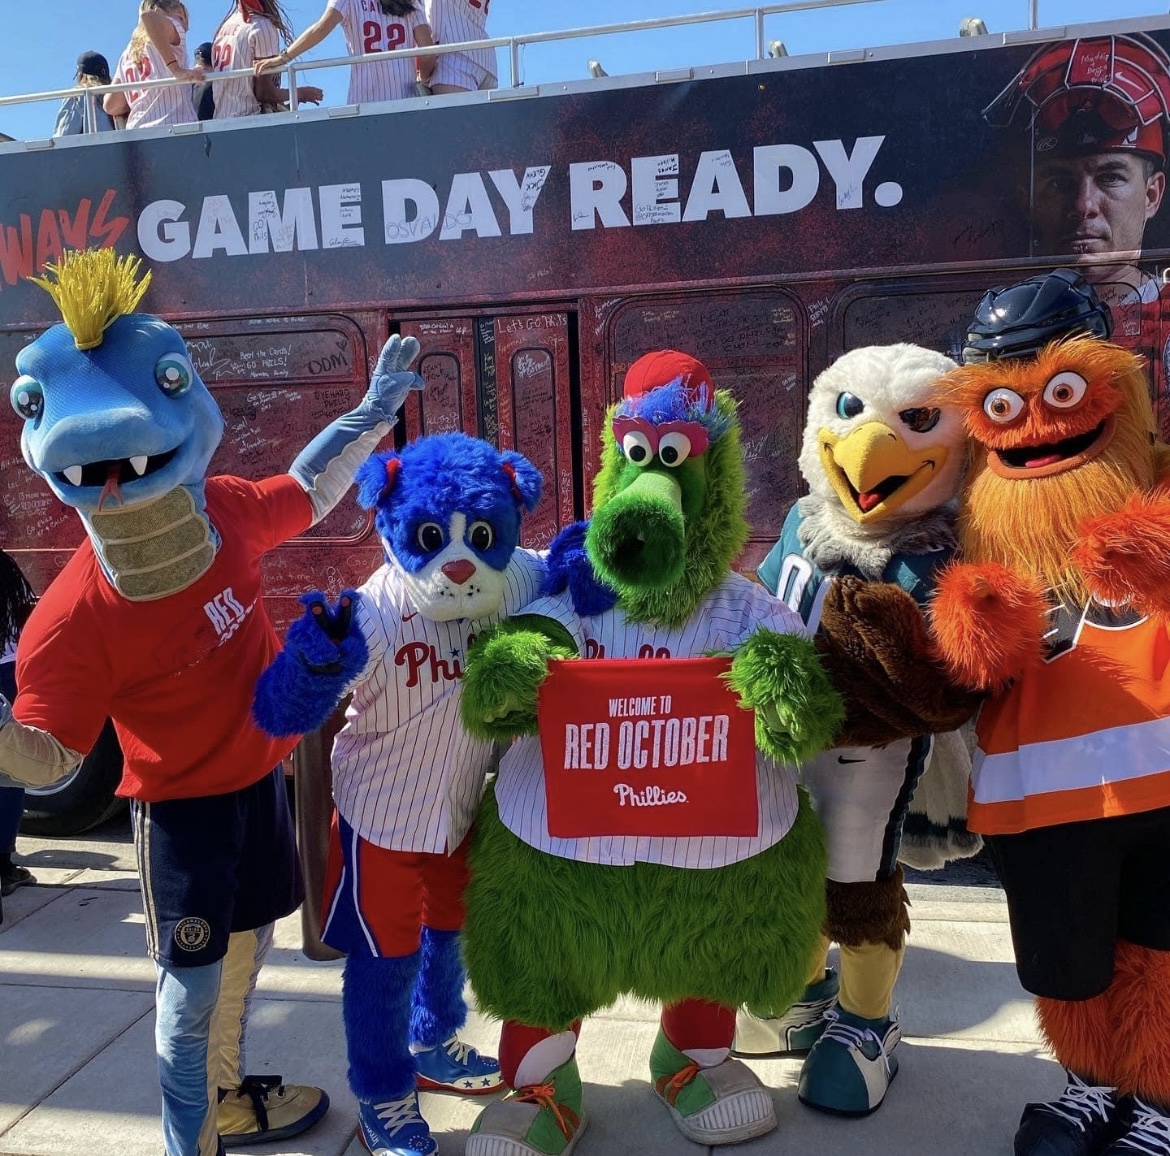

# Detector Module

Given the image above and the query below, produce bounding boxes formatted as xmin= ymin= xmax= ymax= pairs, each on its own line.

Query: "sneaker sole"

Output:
xmin=359 ymin=1120 xmax=437 ymax=1156
xmin=466 ymin=1112 xmax=589 ymax=1156
xmin=730 ymin=1044 xmax=815 ymax=1059
xmin=797 ymin=1063 xmax=899 ymax=1119
xmin=659 ymin=1091 xmax=777 ymax=1146
xmin=416 ymin=1074 xmax=504 ymax=1095
xmin=220 ymin=1091 xmax=330 ymax=1147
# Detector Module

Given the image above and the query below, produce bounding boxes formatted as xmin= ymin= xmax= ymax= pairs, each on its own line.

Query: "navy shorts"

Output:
xmin=132 ymin=766 xmax=303 ymax=968
xmin=987 ymin=804 xmax=1170 ymax=1000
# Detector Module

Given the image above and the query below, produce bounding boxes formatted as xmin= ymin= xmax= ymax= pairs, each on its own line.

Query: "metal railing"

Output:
xmin=0 ymin=0 xmax=1050 ymax=131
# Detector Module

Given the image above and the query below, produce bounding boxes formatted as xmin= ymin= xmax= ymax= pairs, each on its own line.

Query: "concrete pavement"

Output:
xmin=0 ymin=816 xmax=1060 ymax=1156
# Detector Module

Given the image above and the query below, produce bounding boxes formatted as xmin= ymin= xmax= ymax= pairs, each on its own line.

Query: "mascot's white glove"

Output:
xmin=288 ymin=335 xmax=424 ymax=524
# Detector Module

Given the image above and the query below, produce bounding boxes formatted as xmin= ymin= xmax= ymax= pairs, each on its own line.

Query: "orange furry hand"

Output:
xmin=928 ymin=562 xmax=1048 ymax=691
xmin=1074 ymin=495 xmax=1170 ymax=615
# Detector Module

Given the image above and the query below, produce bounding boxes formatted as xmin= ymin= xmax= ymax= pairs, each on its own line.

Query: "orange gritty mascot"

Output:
xmin=929 ymin=267 xmax=1170 ymax=1156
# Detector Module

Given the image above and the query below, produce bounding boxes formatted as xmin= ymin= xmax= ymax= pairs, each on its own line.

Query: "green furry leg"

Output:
xmin=464 ymin=785 xmax=827 ymax=1028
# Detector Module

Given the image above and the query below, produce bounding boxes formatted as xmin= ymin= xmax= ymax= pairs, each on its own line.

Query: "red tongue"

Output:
xmin=98 ymin=463 xmax=123 ymax=510
xmin=857 ymin=490 xmax=884 ymax=512
xmin=1025 ymin=453 xmax=1063 ymax=469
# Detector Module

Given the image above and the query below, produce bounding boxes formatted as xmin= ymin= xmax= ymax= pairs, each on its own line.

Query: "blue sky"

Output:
xmin=0 ymin=0 xmax=1165 ymax=141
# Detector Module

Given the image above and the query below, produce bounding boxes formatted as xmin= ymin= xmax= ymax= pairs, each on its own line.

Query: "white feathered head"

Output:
xmin=799 ymin=344 xmax=966 ymax=525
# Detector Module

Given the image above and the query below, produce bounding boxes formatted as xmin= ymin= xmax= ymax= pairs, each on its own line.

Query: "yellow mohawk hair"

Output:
xmin=29 ymin=249 xmax=152 ymax=351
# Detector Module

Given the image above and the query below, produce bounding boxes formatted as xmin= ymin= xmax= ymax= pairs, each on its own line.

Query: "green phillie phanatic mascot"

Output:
xmin=458 ymin=350 xmax=844 ymax=1154
xmin=734 ymin=344 xmax=984 ymax=1116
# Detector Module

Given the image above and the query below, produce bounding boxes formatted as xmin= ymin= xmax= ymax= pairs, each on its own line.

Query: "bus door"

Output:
xmin=400 ymin=311 xmax=576 ymax=549
xmin=603 ymin=291 xmax=807 ymax=574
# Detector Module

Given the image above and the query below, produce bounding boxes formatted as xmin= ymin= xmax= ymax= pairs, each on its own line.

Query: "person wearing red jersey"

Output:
xmin=0 ymin=249 xmax=423 ymax=1156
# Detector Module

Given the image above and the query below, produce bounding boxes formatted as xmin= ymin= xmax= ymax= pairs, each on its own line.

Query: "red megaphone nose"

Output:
xmin=441 ymin=559 xmax=477 ymax=585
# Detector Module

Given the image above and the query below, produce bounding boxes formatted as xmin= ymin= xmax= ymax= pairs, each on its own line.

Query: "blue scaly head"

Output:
xmin=355 ymin=432 xmax=542 ymax=622
xmin=12 ymin=250 xmax=223 ymax=514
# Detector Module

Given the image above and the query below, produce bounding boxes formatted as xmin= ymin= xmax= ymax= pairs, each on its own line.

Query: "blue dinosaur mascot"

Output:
xmin=0 ymin=248 xmax=422 ymax=1156
xmin=457 ymin=350 xmax=843 ymax=1154
xmin=253 ymin=433 xmax=546 ymax=1156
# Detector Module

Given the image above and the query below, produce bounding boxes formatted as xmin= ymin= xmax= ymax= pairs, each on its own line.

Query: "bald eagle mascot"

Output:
xmin=734 ymin=344 xmax=982 ymax=1115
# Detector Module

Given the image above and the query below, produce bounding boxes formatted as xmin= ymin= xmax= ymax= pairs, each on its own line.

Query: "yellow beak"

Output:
xmin=819 ymin=422 xmax=948 ymax=523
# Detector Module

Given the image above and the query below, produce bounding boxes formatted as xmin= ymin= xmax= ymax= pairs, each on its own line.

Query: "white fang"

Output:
xmin=130 ymin=455 xmax=149 ymax=477
xmin=64 ymin=465 xmax=83 ymax=486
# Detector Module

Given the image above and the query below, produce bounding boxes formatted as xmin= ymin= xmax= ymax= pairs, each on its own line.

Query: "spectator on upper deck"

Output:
xmin=104 ymin=0 xmax=202 ymax=129
xmin=52 ymin=51 xmax=116 ymax=136
xmin=254 ymin=0 xmax=437 ymax=106
xmin=425 ymin=0 xmax=497 ymax=94
xmin=213 ymin=0 xmax=322 ymax=119
xmin=192 ymin=41 xmax=215 ymax=119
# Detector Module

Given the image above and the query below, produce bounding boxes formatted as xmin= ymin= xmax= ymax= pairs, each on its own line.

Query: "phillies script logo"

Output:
xmin=395 ymin=640 xmax=467 ymax=687
xmin=0 ymin=190 xmax=129 ymax=292
xmin=538 ymin=656 xmax=758 ymax=839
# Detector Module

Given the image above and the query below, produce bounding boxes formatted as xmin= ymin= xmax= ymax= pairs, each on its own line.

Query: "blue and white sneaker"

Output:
xmin=413 ymin=1034 xmax=504 ymax=1095
xmin=797 ymin=1005 xmax=901 ymax=1116
xmin=358 ymin=1092 xmax=437 ymax=1156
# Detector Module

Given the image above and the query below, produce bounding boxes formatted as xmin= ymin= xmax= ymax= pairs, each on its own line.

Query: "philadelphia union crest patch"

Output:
xmin=174 ymin=916 xmax=212 ymax=952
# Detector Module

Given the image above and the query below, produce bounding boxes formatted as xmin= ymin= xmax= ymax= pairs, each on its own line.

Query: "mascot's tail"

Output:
xmin=898 ymin=726 xmax=983 ymax=871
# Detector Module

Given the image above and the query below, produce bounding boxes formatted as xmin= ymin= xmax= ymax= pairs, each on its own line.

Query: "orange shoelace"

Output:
xmin=508 ymin=1082 xmax=581 ymax=1140
xmin=655 ymin=1061 xmax=701 ymax=1107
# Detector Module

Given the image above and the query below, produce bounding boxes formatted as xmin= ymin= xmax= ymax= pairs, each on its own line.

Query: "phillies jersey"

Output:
xmin=212 ymin=9 xmax=280 ymax=119
xmin=425 ymin=0 xmax=496 ymax=88
xmin=13 ymin=476 xmax=312 ymax=802
xmin=331 ymin=548 xmax=543 ymax=854
xmin=494 ymin=572 xmax=807 ymax=869
xmin=328 ymin=0 xmax=429 ymax=104
xmin=112 ymin=16 xmax=197 ymax=129
xmin=970 ymin=599 xmax=1170 ymax=835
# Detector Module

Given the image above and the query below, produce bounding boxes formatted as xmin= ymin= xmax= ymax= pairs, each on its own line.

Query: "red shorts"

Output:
xmin=320 ymin=811 xmax=470 ymax=958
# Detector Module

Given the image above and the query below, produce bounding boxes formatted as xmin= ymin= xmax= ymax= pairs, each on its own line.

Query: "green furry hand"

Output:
xmin=726 ymin=629 xmax=844 ymax=764
xmin=459 ymin=616 xmax=578 ymax=739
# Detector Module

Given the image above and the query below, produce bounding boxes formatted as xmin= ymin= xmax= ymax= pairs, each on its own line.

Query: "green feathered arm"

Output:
xmin=725 ymin=629 xmax=844 ymax=763
xmin=460 ymin=615 xmax=578 ymax=740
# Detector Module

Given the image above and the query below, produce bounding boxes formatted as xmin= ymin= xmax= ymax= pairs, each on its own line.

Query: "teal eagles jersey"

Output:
xmin=757 ymin=504 xmax=952 ymax=632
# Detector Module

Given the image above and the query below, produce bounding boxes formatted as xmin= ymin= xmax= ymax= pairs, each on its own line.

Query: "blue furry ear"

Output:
xmin=500 ymin=452 xmax=542 ymax=513
xmin=355 ymin=452 xmax=401 ymax=511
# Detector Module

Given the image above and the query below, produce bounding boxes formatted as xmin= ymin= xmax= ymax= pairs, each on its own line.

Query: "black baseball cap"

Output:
xmin=194 ymin=41 xmax=213 ymax=64
xmin=76 ymin=51 xmax=111 ymax=82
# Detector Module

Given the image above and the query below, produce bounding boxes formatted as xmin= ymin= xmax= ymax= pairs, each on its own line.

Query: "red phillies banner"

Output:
xmin=536 ymin=656 xmax=759 ymax=839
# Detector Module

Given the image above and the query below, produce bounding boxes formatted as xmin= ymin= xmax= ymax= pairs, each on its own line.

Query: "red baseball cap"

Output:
xmin=622 ymin=350 xmax=714 ymax=398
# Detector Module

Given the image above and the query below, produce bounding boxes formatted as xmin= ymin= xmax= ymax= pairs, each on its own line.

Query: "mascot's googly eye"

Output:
xmin=468 ymin=520 xmax=495 ymax=551
xmin=657 ymin=431 xmax=692 ymax=467
xmin=155 ymin=352 xmax=194 ymax=397
xmin=835 ymin=392 xmax=864 ymax=420
xmin=983 ymin=388 xmax=1025 ymax=423
xmin=11 ymin=375 xmax=43 ymax=420
xmin=1043 ymin=371 xmax=1088 ymax=410
xmin=899 ymin=406 xmax=941 ymax=433
xmin=622 ymin=430 xmax=653 ymax=466
xmin=416 ymin=522 xmax=445 ymax=552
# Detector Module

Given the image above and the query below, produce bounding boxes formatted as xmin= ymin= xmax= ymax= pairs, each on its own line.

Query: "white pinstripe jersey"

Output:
xmin=425 ymin=0 xmax=496 ymax=88
xmin=331 ymin=548 xmax=544 ymax=853
xmin=114 ymin=16 xmax=197 ymax=129
xmin=212 ymin=10 xmax=280 ymax=119
xmin=495 ymin=572 xmax=808 ymax=868
xmin=328 ymin=0 xmax=430 ymax=104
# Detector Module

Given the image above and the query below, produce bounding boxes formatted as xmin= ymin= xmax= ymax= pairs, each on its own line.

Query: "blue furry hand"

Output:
xmin=362 ymin=335 xmax=424 ymax=423
xmin=252 ymin=590 xmax=369 ymax=738
xmin=726 ymin=629 xmax=844 ymax=764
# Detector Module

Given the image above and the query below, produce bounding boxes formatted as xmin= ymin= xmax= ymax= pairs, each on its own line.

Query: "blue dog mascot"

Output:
xmin=254 ymin=432 xmax=545 ymax=1156
xmin=0 ymin=248 xmax=423 ymax=1156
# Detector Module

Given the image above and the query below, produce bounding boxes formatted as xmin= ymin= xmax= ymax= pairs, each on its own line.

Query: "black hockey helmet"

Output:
xmin=962 ymin=268 xmax=1113 ymax=363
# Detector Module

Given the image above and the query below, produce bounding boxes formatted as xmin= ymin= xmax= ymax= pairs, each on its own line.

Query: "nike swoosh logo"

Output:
xmin=837 ymin=756 xmax=865 ymax=764
xmin=402 ymin=612 xmax=418 ymax=622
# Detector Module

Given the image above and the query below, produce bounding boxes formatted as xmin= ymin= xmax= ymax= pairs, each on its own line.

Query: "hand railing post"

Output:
xmin=755 ymin=9 xmax=766 ymax=59
xmin=289 ymin=60 xmax=299 ymax=111
xmin=509 ymin=37 xmax=521 ymax=87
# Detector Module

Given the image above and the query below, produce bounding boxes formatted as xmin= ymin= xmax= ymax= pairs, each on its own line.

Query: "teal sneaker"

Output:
xmin=466 ymin=1056 xmax=586 ymax=1156
xmin=733 ymin=968 xmax=839 ymax=1057
xmin=650 ymin=1027 xmax=776 ymax=1145
xmin=797 ymin=1005 xmax=901 ymax=1116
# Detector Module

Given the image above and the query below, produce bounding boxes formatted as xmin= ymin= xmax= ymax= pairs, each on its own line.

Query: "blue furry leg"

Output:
xmin=343 ymin=951 xmax=420 ymax=1100
xmin=410 ymin=928 xmax=468 ymax=1048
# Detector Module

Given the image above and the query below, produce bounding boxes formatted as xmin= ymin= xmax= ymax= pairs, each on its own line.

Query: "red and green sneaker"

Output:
xmin=649 ymin=1028 xmax=777 ymax=1145
xmin=466 ymin=1056 xmax=586 ymax=1156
